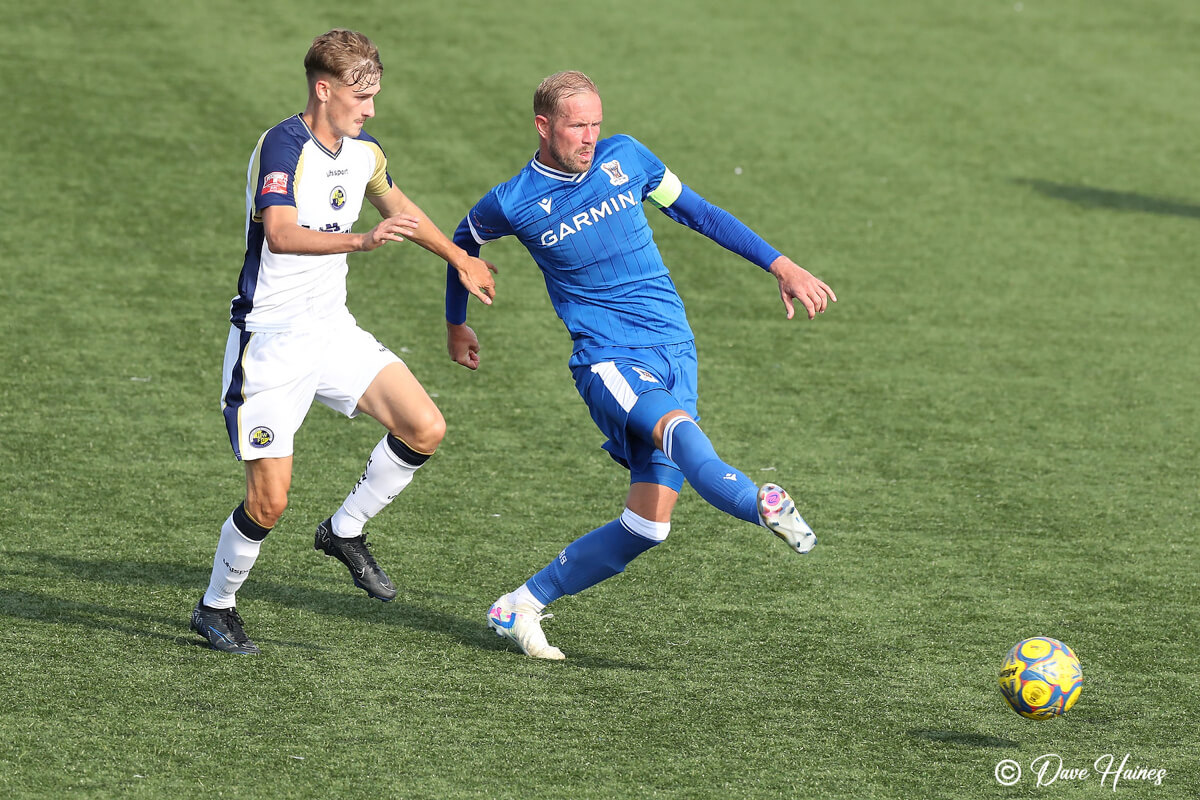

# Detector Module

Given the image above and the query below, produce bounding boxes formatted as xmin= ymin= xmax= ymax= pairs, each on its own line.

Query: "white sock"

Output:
xmin=332 ymin=435 xmax=423 ymax=538
xmin=202 ymin=513 xmax=263 ymax=609
xmin=511 ymin=583 xmax=545 ymax=612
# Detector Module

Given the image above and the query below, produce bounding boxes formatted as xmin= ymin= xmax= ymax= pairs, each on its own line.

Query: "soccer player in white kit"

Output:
xmin=190 ymin=29 xmax=496 ymax=654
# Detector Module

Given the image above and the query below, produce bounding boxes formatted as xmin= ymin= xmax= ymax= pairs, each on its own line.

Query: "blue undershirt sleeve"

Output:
xmin=445 ymin=217 xmax=477 ymax=325
xmin=657 ymin=185 xmax=782 ymax=271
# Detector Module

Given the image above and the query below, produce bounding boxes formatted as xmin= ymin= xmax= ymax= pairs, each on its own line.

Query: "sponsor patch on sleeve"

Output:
xmin=261 ymin=171 xmax=289 ymax=196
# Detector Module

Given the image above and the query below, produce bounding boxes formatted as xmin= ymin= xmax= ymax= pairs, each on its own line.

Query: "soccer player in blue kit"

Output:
xmin=445 ymin=71 xmax=836 ymax=659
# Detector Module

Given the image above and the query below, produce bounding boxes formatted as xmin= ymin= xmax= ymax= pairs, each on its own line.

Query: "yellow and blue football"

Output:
xmin=998 ymin=637 xmax=1083 ymax=720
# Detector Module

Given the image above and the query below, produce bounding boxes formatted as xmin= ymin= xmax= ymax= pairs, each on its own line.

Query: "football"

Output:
xmin=998 ymin=637 xmax=1083 ymax=719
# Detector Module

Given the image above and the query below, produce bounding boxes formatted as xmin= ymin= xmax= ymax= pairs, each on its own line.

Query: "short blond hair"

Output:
xmin=304 ymin=29 xmax=382 ymax=90
xmin=534 ymin=71 xmax=599 ymax=119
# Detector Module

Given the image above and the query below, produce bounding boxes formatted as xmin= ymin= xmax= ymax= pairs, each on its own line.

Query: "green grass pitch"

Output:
xmin=2 ymin=1 xmax=1197 ymax=797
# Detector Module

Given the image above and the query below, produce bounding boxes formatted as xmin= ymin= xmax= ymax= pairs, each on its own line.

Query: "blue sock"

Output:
xmin=526 ymin=518 xmax=660 ymax=605
xmin=661 ymin=417 xmax=761 ymax=524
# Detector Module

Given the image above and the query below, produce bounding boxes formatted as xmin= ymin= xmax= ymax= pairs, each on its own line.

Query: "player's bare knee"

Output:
xmin=398 ymin=407 xmax=445 ymax=453
xmin=425 ymin=408 xmax=447 ymax=449
xmin=245 ymin=492 xmax=287 ymax=529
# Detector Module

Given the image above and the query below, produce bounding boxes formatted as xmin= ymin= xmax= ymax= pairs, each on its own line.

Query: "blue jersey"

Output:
xmin=455 ymin=135 xmax=693 ymax=364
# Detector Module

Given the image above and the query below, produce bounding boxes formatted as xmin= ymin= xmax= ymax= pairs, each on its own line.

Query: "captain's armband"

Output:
xmin=647 ymin=168 xmax=683 ymax=208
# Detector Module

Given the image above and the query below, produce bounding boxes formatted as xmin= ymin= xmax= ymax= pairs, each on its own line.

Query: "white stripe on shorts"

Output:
xmin=590 ymin=361 xmax=638 ymax=412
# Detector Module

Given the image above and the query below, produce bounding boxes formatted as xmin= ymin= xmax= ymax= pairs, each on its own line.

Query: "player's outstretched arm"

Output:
xmin=262 ymin=205 xmax=418 ymax=255
xmin=446 ymin=322 xmax=481 ymax=370
xmin=360 ymin=213 xmax=421 ymax=251
xmin=652 ymin=180 xmax=836 ymax=320
xmin=369 ymin=186 xmax=497 ymax=305
xmin=769 ymin=256 xmax=837 ymax=320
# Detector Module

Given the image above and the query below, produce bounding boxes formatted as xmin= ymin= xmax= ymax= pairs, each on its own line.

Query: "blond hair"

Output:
xmin=304 ymin=29 xmax=383 ymax=90
xmin=533 ymin=71 xmax=599 ymax=119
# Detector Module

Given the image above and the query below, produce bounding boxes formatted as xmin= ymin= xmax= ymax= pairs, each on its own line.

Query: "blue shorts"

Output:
xmin=570 ymin=342 xmax=700 ymax=491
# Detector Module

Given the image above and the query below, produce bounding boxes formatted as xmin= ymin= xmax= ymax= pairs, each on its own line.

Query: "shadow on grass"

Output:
xmin=0 ymin=585 xmax=329 ymax=653
xmin=5 ymin=551 xmax=502 ymax=652
xmin=909 ymin=729 xmax=1018 ymax=748
xmin=3 ymin=552 xmax=653 ymax=668
xmin=1015 ymin=179 xmax=1200 ymax=219
xmin=0 ymin=587 xmax=197 ymax=647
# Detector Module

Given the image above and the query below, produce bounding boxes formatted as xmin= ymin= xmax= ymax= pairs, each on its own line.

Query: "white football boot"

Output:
xmin=487 ymin=595 xmax=566 ymax=660
xmin=757 ymin=483 xmax=817 ymax=554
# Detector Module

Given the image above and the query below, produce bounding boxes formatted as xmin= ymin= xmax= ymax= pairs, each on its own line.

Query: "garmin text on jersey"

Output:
xmin=539 ymin=190 xmax=637 ymax=247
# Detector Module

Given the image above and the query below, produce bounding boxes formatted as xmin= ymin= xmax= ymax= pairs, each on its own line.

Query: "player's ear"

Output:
xmin=314 ymin=78 xmax=333 ymax=103
xmin=534 ymin=114 xmax=551 ymax=139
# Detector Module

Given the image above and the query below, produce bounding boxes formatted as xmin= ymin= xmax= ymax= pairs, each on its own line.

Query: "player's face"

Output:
xmin=324 ymin=78 xmax=379 ymax=140
xmin=540 ymin=91 xmax=602 ymax=174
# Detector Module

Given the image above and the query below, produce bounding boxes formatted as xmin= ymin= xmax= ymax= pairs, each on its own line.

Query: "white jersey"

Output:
xmin=231 ymin=114 xmax=393 ymax=332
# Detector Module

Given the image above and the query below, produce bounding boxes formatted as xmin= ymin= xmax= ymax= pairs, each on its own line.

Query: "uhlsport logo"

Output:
xmin=330 ymin=185 xmax=347 ymax=210
xmin=222 ymin=558 xmax=250 ymax=575
xmin=249 ymin=426 xmax=274 ymax=448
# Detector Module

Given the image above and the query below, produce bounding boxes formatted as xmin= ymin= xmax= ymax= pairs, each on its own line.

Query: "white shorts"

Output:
xmin=220 ymin=321 xmax=402 ymax=460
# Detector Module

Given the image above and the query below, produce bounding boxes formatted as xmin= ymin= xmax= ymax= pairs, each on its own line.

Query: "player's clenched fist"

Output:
xmin=446 ymin=322 xmax=482 ymax=370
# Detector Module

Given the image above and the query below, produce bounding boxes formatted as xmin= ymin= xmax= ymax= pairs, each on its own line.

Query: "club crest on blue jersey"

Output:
xmin=249 ymin=427 xmax=274 ymax=448
xmin=601 ymin=160 xmax=629 ymax=186
xmin=330 ymin=186 xmax=347 ymax=210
